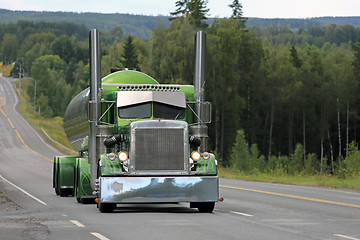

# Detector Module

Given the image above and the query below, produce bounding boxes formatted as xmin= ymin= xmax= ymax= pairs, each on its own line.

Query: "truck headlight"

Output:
xmin=191 ymin=151 xmax=201 ymax=161
xmin=118 ymin=151 xmax=128 ymax=162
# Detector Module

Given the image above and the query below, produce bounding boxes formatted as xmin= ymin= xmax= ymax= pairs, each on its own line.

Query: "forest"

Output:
xmin=1 ymin=0 xmax=360 ymax=177
xmin=1 ymin=8 xmax=360 ymax=40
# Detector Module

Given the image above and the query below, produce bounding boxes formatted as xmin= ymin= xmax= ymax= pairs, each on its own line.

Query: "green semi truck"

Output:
xmin=53 ymin=29 xmax=220 ymax=213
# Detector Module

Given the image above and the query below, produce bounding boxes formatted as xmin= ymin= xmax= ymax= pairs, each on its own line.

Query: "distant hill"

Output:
xmin=0 ymin=9 xmax=170 ymax=40
xmin=0 ymin=9 xmax=359 ymax=39
xmin=246 ymin=16 xmax=360 ymax=29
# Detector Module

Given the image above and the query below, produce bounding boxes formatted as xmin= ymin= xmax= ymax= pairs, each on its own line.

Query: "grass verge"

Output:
xmin=16 ymin=78 xmax=76 ymax=155
xmin=0 ymin=63 xmax=13 ymax=76
xmin=218 ymin=166 xmax=360 ymax=191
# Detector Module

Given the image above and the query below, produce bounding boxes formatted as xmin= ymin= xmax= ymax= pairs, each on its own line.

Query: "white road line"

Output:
xmin=0 ymin=174 xmax=47 ymax=206
xmin=334 ymin=234 xmax=360 ymax=240
xmin=70 ymin=220 xmax=85 ymax=227
xmin=91 ymin=232 xmax=110 ymax=240
xmin=230 ymin=211 xmax=253 ymax=217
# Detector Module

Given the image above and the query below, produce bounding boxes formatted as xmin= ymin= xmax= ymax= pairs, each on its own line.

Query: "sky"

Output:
xmin=0 ymin=0 xmax=359 ymax=19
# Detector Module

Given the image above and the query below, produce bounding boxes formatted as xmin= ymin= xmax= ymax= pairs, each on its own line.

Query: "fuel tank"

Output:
xmin=63 ymin=70 xmax=159 ymax=151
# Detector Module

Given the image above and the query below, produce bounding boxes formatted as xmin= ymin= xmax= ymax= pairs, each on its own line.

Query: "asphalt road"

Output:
xmin=0 ymin=75 xmax=360 ymax=240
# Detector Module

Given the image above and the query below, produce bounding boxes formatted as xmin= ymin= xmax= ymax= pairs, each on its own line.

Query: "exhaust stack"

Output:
xmin=193 ymin=31 xmax=208 ymax=152
xmin=89 ymin=29 xmax=101 ymax=190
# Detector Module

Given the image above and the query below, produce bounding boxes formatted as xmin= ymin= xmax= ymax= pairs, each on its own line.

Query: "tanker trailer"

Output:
xmin=53 ymin=29 xmax=220 ymax=213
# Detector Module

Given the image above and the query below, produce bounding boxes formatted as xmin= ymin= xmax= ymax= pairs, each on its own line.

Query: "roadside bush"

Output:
xmin=288 ymin=143 xmax=304 ymax=175
xmin=344 ymin=142 xmax=360 ymax=173
xmin=230 ymin=129 xmax=265 ymax=173
xmin=265 ymin=155 xmax=289 ymax=175
xmin=304 ymin=153 xmax=319 ymax=175
xmin=230 ymin=130 xmax=252 ymax=172
xmin=250 ymin=144 xmax=266 ymax=172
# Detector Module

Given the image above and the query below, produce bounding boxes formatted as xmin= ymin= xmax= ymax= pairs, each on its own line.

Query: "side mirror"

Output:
xmin=200 ymin=102 xmax=211 ymax=124
xmin=187 ymin=101 xmax=212 ymax=124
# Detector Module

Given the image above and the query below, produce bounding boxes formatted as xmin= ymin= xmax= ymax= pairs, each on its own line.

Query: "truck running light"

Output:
xmin=108 ymin=153 xmax=116 ymax=161
xmin=191 ymin=151 xmax=201 ymax=161
xmin=118 ymin=151 xmax=128 ymax=162
xmin=203 ymin=152 xmax=210 ymax=160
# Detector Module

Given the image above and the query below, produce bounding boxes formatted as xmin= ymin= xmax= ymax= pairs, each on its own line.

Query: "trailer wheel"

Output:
xmin=197 ymin=202 xmax=215 ymax=213
xmin=81 ymin=198 xmax=96 ymax=204
xmin=99 ymin=203 xmax=116 ymax=213
xmin=55 ymin=166 xmax=60 ymax=195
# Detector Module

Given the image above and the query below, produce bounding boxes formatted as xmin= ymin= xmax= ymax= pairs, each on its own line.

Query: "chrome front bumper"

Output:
xmin=99 ymin=176 xmax=219 ymax=203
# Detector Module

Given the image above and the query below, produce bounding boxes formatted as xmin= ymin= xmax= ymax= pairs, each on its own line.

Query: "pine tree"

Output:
xmin=228 ymin=0 xmax=247 ymax=27
xmin=170 ymin=0 xmax=189 ymax=19
xmin=121 ymin=35 xmax=139 ymax=70
xmin=170 ymin=0 xmax=209 ymax=28
xmin=290 ymin=46 xmax=302 ymax=68
xmin=352 ymin=38 xmax=360 ymax=81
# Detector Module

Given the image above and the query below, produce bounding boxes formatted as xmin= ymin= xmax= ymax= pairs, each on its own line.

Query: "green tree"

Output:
xmin=288 ymin=143 xmax=304 ymax=174
xmin=1 ymin=33 xmax=18 ymax=62
xmin=290 ymin=46 xmax=302 ymax=68
xmin=110 ymin=26 xmax=124 ymax=43
xmin=170 ymin=0 xmax=189 ymax=19
xmin=30 ymin=55 xmax=68 ymax=117
xmin=207 ymin=18 xmax=246 ymax=162
xmin=151 ymin=18 xmax=196 ymax=84
xmin=228 ymin=0 xmax=247 ymax=27
xmin=101 ymin=43 xmax=123 ymax=77
xmin=344 ymin=142 xmax=360 ymax=173
xmin=230 ymin=129 xmax=252 ymax=172
xmin=71 ymin=61 xmax=89 ymax=97
xmin=121 ymin=35 xmax=139 ymax=70
xmin=50 ymin=35 xmax=74 ymax=63
xmin=352 ymin=38 xmax=360 ymax=81
xmin=170 ymin=0 xmax=209 ymax=28
xmin=18 ymin=33 xmax=56 ymax=72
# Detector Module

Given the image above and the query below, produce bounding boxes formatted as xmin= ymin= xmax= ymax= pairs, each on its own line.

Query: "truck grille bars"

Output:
xmin=130 ymin=120 xmax=189 ymax=173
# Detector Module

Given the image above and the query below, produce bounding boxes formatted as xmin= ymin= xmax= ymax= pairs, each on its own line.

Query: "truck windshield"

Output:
xmin=119 ymin=102 xmax=185 ymax=119
xmin=119 ymin=102 xmax=152 ymax=119
xmin=153 ymin=102 xmax=185 ymax=119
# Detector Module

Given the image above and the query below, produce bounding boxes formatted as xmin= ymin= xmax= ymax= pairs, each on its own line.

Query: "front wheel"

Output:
xmin=197 ymin=202 xmax=215 ymax=213
xmin=99 ymin=203 xmax=116 ymax=213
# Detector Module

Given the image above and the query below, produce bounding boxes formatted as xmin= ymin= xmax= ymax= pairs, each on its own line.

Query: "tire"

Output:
xmin=81 ymin=198 xmax=96 ymax=204
xmin=55 ymin=165 xmax=60 ymax=195
xmin=75 ymin=168 xmax=80 ymax=202
xmin=99 ymin=203 xmax=116 ymax=213
xmin=59 ymin=188 xmax=73 ymax=197
xmin=197 ymin=202 xmax=215 ymax=213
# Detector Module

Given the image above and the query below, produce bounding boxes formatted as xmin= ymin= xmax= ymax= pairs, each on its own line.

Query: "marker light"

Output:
xmin=191 ymin=151 xmax=201 ymax=161
xmin=108 ymin=153 xmax=116 ymax=161
xmin=118 ymin=151 xmax=128 ymax=162
xmin=203 ymin=152 xmax=210 ymax=160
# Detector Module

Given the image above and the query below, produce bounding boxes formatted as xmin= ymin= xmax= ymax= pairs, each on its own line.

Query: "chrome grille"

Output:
xmin=133 ymin=127 xmax=185 ymax=171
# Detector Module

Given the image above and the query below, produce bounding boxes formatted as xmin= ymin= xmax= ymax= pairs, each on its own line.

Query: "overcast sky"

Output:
xmin=0 ymin=0 xmax=359 ymax=18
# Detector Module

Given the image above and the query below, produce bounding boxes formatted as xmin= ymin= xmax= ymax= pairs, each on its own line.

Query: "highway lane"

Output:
xmin=1 ymin=75 xmax=360 ymax=240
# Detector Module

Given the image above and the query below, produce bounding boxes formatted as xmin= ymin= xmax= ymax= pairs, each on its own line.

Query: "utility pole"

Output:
xmin=33 ymin=78 xmax=37 ymax=116
xmin=18 ymin=62 xmax=22 ymax=97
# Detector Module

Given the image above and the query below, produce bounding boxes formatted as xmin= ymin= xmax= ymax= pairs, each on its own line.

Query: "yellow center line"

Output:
xmin=1 ymin=107 xmax=53 ymax=163
xmin=220 ymin=185 xmax=360 ymax=209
